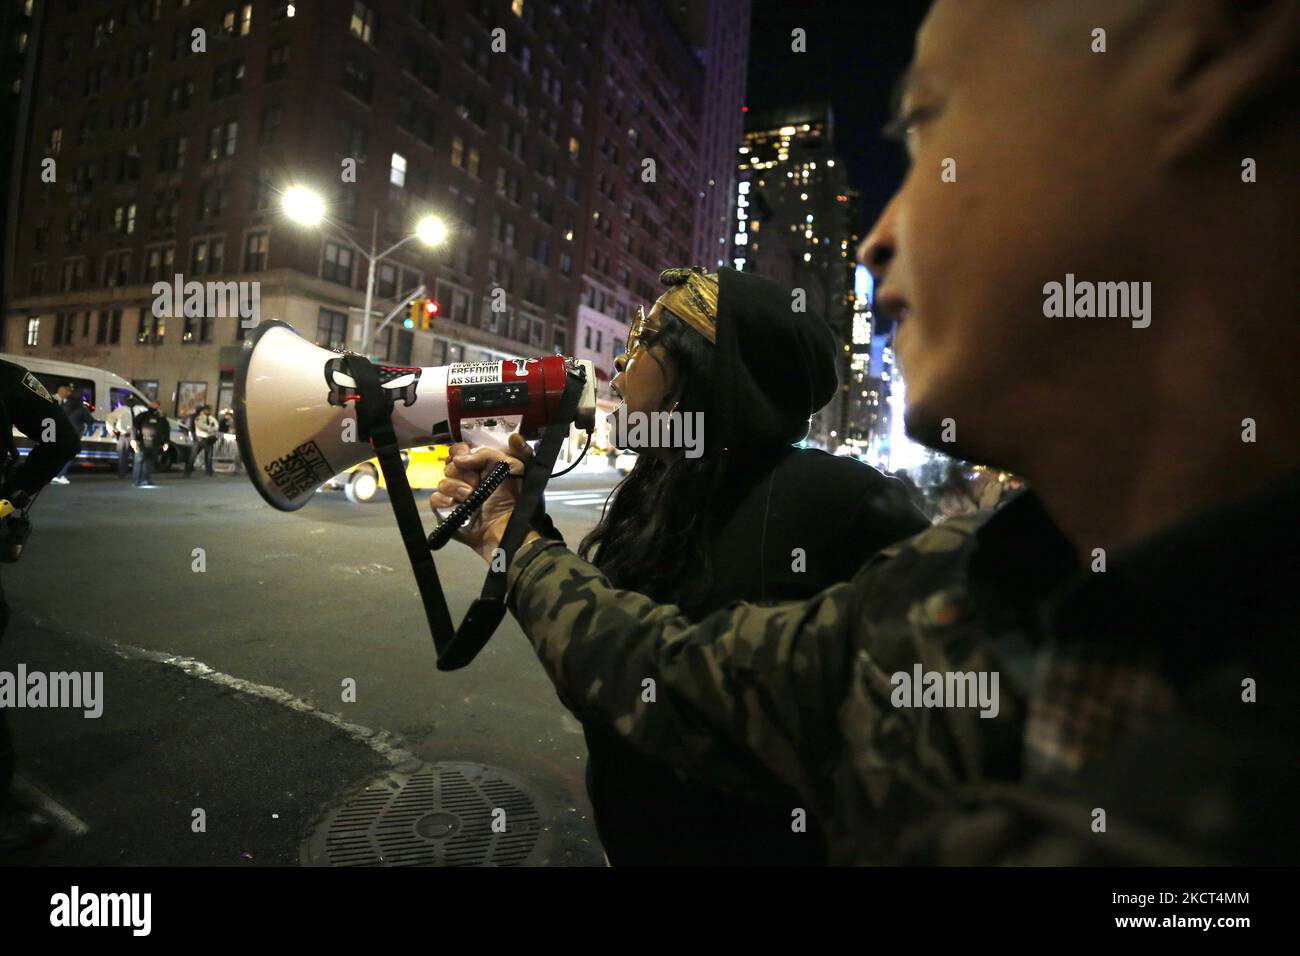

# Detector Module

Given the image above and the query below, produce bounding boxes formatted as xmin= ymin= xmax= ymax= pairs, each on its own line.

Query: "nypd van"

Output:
xmin=2 ymin=353 xmax=193 ymax=471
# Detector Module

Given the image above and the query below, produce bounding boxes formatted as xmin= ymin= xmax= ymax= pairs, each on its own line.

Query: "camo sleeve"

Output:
xmin=507 ymin=538 xmax=856 ymax=811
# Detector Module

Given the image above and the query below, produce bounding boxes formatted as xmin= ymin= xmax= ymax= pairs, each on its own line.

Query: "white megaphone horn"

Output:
xmin=235 ymin=320 xmax=597 ymax=511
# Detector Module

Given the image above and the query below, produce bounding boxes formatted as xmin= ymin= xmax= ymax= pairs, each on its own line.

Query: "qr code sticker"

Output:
xmin=264 ymin=440 xmax=333 ymax=501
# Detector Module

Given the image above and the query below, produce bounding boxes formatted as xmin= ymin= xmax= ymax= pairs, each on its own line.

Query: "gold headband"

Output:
xmin=654 ymin=267 xmax=718 ymax=344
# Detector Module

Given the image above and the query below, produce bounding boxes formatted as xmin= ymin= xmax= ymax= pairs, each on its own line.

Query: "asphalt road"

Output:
xmin=1 ymin=462 xmax=625 ymax=866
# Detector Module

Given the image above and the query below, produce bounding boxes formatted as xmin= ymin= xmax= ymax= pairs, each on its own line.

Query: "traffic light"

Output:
xmin=408 ymin=298 xmax=440 ymax=330
xmin=418 ymin=298 xmax=440 ymax=330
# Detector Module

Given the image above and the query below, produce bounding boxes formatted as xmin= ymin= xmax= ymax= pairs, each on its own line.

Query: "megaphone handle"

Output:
xmin=428 ymin=460 xmax=512 ymax=551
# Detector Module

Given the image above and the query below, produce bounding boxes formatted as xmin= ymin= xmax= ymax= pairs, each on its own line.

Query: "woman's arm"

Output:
xmin=507 ymin=537 xmax=859 ymax=812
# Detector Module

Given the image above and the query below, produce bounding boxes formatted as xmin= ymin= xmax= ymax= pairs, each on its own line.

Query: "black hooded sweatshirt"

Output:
xmin=584 ymin=267 xmax=929 ymax=866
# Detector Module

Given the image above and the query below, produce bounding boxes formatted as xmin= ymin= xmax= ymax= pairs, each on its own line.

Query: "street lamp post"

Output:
xmin=281 ymin=187 xmax=448 ymax=359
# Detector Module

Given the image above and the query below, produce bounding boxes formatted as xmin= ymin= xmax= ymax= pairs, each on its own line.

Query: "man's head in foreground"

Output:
xmin=862 ymin=0 xmax=1299 ymax=546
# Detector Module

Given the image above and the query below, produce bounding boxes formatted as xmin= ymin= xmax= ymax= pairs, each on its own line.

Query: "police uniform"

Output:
xmin=504 ymin=473 xmax=1298 ymax=865
xmin=0 ymin=359 xmax=79 ymax=830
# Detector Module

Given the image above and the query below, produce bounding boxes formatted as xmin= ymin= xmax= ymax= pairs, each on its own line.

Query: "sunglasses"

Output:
xmin=626 ymin=304 xmax=662 ymax=360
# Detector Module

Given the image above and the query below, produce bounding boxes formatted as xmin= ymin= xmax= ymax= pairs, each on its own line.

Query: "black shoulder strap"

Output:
xmin=344 ymin=353 xmax=584 ymax=671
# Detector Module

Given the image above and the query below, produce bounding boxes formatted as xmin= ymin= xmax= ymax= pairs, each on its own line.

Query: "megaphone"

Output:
xmin=235 ymin=320 xmax=597 ymax=511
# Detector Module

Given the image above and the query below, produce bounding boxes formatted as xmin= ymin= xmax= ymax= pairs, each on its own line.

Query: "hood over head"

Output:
xmin=675 ymin=266 xmax=839 ymax=454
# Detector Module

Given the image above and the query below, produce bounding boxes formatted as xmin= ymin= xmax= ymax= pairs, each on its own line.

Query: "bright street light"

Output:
xmin=416 ymin=216 xmax=448 ymax=247
xmin=281 ymin=186 xmax=324 ymax=226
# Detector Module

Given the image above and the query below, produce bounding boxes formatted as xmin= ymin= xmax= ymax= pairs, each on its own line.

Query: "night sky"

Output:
xmin=746 ymin=0 xmax=933 ymax=234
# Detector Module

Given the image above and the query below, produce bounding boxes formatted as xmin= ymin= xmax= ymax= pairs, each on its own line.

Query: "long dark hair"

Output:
xmin=577 ymin=309 xmax=725 ymax=605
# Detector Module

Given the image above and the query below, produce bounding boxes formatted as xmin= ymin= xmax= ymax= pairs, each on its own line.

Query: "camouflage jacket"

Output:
xmin=508 ymin=481 xmax=1299 ymax=866
xmin=508 ymin=510 xmax=1028 ymax=865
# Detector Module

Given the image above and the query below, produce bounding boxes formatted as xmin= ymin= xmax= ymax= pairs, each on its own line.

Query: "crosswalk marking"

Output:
xmin=546 ymin=489 xmax=613 ymax=511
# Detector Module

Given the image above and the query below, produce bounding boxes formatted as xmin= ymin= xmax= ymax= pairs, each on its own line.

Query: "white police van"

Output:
xmin=2 ymin=353 xmax=193 ymax=471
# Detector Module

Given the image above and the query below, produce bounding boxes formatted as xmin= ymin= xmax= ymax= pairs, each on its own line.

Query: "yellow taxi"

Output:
xmin=328 ymin=444 xmax=451 ymax=503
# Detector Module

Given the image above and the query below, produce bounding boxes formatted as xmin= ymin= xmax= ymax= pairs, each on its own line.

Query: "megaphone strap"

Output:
xmin=345 ymin=354 xmax=456 ymax=648
xmin=342 ymin=352 xmax=587 ymax=671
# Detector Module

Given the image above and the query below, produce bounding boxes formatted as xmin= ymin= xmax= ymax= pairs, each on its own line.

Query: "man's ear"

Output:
xmin=1157 ymin=0 xmax=1300 ymax=162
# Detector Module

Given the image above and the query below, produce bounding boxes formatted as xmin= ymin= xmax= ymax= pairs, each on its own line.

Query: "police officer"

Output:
xmin=50 ymin=384 xmax=94 ymax=485
xmin=106 ymin=399 xmax=136 ymax=478
xmin=131 ymin=400 xmax=170 ymax=487
xmin=184 ymin=404 xmax=218 ymax=477
xmin=0 ymin=358 xmax=80 ymax=850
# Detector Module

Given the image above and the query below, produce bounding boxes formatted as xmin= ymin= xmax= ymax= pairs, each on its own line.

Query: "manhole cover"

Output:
xmin=302 ymin=762 xmax=548 ymax=867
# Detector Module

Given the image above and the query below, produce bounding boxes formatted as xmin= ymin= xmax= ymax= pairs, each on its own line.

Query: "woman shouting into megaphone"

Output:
xmin=431 ymin=266 xmax=928 ymax=866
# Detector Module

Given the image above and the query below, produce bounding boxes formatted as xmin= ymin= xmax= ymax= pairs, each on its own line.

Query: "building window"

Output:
xmin=452 ymin=289 xmax=470 ymax=324
xmin=244 ymin=232 xmax=268 ymax=271
xmin=54 ymin=312 xmax=72 ymax=346
xmin=211 ymin=59 xmax=245 ymax=99
xmin=339 ymin=118 xmax=367 ymax=159
xmin=349 ymin=2 xmax=377 ymax=43
xmin=252 ymin=170 xmax=273 ymax=210
xmin=450 ymin=136 xmax=464 ymax=168
xmin=266 ymin=43 xmax=289 ymax=81
xmin=342 ymin=59 xmax=372 ymax=102
xmin=26 ymin=317 xmax=39 ymax=346
xmin=113 ymin=203 xmax=138 ymax=236
xmin=552 ymin=324 xmax=567 ymax=354
xmin=315 ymin=308 xmax=348 ymax=350
xmin=137 ymin=311 xmax=162 ymax=345
xmin=198 ymin=183 xmax=227 ymax=220
xmin=321 ymin=242 xmax=353 ymax=285
xmin=102 ymin=251 xmax=131 ymax=286
xmin=59 ymin=259 xmax=85 ymax=291
xmin=390 ymin=152 xmax=407 ymax=187
xmin=144 ymin=248 xmax=160 ymax=282
xmin=378 ymin=263 xmax=397 ymax=299
xmin=222 ymin=4 xmax=253 ymax=36
xmin=192 ymin=237 xmax=225 ymax=275
xmin=395 ymin=329 xmax=413 ymax=365
xmin=259 ymin=107 xmax=282 ymax=146
xmin=158 ymin=134 xmax=187 ymax=172
xmin=29 ymin=263 xmax=44 ymax=293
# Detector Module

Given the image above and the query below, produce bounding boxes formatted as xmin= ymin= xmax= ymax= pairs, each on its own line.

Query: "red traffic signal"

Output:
xmin=410 ymin=298 xmax=441 ymax=329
